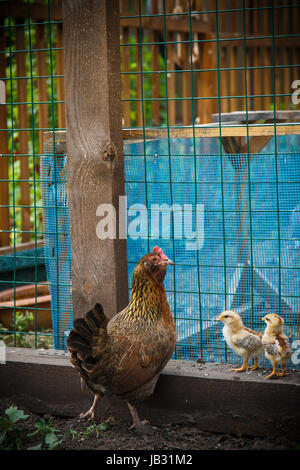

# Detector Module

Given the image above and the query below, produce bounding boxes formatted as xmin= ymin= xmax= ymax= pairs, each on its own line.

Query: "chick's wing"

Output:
xmin=234 ymin=332 xmax=262 ymax=352
xmin=263 ymin=341 xmax=280 ymax=356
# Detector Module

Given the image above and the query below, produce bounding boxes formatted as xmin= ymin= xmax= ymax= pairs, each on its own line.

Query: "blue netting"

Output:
xmin=40 ymin=134 xmax=300 ymax=370
xmin=41 ymin=139 xmax=73 ymax=350
xmin=124 ymin=135 xmax=300 ymax=368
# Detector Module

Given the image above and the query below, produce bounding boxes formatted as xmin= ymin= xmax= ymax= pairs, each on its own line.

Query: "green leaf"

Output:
xmin=5 ymin=406 xmax=29 ymax=424
xmin=27 ymin=443 xmax=43 ymax=450
xmin=48 ymin=439 xmax=62 ymax=450
xmin=0 ymin=431 xmax=7 ymax=444
xmin=45 ymin=432 xmax=59 ymax=446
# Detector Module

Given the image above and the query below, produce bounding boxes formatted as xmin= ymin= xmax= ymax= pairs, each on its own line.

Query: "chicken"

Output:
xmin=67 ymin=246 xmax=176 ymax=429
xmin=262 ymin=313 xmax=292 ymax=379
xmin=217 ymin=310 xmax=264 ymax=372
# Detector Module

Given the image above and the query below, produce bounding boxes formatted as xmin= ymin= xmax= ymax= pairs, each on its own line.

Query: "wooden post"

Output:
xmin=62 ymin=0 xmax=128 ymax=320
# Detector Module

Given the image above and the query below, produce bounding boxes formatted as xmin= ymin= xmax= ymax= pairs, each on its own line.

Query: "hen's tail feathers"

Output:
xmin=67 ymin=304 xmax=109 ymax=393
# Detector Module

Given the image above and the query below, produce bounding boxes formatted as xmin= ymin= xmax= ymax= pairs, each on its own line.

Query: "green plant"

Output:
xmin=69 ymin=428 xmax=78 ymax=439
xmin=0 ymin=310 xmax=53 ymax=349
xmin=81 ymin=421 xmax=108 ymax=439
xmin=27 ymin=417 xmax=62 ymax=450
xmin=0 ymin=406 xmax=29 ymax=450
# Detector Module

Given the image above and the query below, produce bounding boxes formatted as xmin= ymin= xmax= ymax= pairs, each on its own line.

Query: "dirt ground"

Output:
xmin=0 ymin=398 xmax=299 ymax=451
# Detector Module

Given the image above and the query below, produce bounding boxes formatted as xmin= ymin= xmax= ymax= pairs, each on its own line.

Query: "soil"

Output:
xmin=0 ymin=398 xmax=298 ymax=451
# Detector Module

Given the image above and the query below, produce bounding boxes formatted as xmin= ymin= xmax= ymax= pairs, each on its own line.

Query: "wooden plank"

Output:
xmin=0 ymin=239 xmax=44 ymax=255
xmin=151 ymin=0 xmax=160 ymax=126
xmin=135 ymin=27 xmax=143 ymax=128
xmin=120 ymin=0 xmax=131 ymax=128
xmin=0 ymin=21 xmax=10 ymax=247
xmin=2 ymin=349 xmax=300 ymax=440
xmin=199 ymin=33 xmax=218 ymax=123
xmin=120 ymin=15 xmax=212 ymax=34
xmin=211 ymin=110 xmax=300 ymax=122
xmin=16 ymin=22 xmax=31 ymax=243
xmin=182 ymin=40 xmax=192 ymax=126
xmin=123 ymin=123 xmax=300 ymax=140
xmin=62 ymin=0 xmax=128 ymax=320
xmin=36 ymin=23 xmax=49 ymax=155
xmin=56 ymin=22 xmax=66 ymax=130
xmin=166 ymin=0 xmax=176 ymax=126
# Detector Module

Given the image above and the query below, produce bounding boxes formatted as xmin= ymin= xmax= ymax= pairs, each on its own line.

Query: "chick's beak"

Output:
xmin=217 ymin=315 xmax=223 ymax=322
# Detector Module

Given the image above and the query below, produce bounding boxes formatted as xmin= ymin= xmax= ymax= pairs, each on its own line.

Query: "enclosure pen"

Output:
xmin=0 ymin=0 xmax=300 ymax=446
xmin=0 ymin=0 xmax=299 ymax=373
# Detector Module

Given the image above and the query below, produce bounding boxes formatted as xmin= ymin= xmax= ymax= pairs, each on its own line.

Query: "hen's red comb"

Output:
xmin=153 ymin=246 xmax=167 ymax=259
xmin=152 ymin=246 xmax=174 ymax=265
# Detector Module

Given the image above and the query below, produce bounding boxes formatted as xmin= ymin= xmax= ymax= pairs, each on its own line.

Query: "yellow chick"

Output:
xmin=217 ymin=310 xmax=264 ymax=372
xmin=262 ymin=313 xmax=292 ymax=379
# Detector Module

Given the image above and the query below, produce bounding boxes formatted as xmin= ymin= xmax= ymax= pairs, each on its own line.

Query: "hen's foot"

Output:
xmin=79 ymin=409 xmax=95 ymax=421
xmin=127 ymin=402 xmax=155 ymax=433
xmin=79 ymin=393 xmax=100 ymax=421
xmin=131 ymin=420 xmax=157 ymax=436
xmin=129 ymin=419 xmax=149 ymax=430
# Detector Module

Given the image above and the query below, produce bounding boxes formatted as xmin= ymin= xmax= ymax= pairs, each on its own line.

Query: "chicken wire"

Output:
xmin=124 ymin=136 xmax=300 ymax=368
xmin=0 ymin=0 xmax=299 ymax=372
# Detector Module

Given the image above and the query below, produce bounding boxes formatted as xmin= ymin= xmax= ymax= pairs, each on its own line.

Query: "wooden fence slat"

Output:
xmin=135 ymin=26 xmax=143 ymax=128
xmin=62 ymin=0 xmax=128 ymax=319
xmin=166 ymin=0 xmax=176 ymax=126
xmin=151 ymin=0 xmax=160 ymax=126
xmin=183 ymin=39 xmax=192 ymax=126
xmin=16 ymin=21 xmax=31 ymax=244
xmin=56 ymin=22 xmax=66 ymax=130
xmin=121 ymin=0 xmax=131 ymax=128
xmin=0 ymin=23 xmax=10 ymax=247
xmin=36 ymin=23 xmax=49 ymax=156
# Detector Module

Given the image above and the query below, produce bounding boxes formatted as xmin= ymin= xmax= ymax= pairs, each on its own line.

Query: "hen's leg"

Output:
xmin=127 ymin=402 xmax=149 ymax=430
xmin=79 ymin=393 xmax=100 ymax=420
xmin=231 ymin=359 xmax=248 ymax=372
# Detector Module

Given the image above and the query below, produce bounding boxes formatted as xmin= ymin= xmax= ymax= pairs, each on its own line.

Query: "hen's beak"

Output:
xmin=161 ymin=258 xmax=174 ymax=266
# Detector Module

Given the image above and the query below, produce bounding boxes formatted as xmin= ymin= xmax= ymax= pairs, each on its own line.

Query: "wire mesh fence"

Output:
xmin=0 ymin=0 xmax=64 ymax=349
xmin=0 ymin=0 xmax=300 ymax=370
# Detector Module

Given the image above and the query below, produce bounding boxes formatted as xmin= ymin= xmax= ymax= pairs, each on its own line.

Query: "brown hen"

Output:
xmin=67 ymin=246 xmax=176 ymax=429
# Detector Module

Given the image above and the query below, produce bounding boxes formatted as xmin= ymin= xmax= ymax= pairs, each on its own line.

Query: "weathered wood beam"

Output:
xmin=62 ymin=0 xmax=128 ymax=320
xmin=120 ymin=16 xmax=211 ymax=34
xmin=123 ymin=123 xmax=300 ymax=140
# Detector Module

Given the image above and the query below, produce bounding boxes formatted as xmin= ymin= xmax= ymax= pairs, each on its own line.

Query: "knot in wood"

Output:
xmin=102 ymin=143 xmax=116 ymax=162
xmin=83 ymin=278 xmax=94 ymax=295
